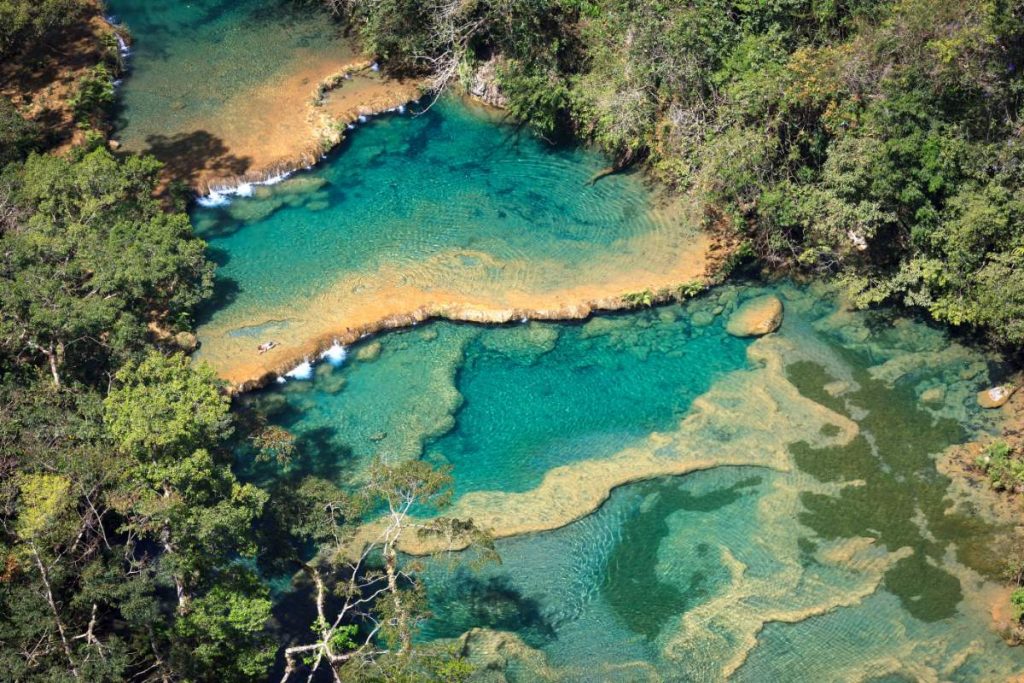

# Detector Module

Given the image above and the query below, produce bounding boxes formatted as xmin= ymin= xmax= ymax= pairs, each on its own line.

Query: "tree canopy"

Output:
xmin=340 ymin=0 xmax=1024 ymax=345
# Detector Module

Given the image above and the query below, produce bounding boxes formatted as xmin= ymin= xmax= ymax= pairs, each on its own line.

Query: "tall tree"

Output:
xmin=0 ymin=148 xmax=213 ymax=387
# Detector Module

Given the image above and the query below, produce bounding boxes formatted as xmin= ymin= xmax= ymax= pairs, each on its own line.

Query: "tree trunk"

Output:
xmin=31 ymin=545 xmax=79 ymax=680
xmin=383 ymin=542 xmax=412 ymax=655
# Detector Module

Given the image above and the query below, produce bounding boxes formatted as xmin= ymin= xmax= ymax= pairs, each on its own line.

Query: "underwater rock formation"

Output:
xmin=726 ymin=295 xmax=784 ymax=337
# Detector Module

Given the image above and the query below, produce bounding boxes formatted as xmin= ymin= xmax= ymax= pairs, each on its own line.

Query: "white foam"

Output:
xmin=358 ymin=115 xmax=368 ymax=123
xmin=196 ymin=192 xmax=230 ymax=208
xmin=320 ymin=342 xmax=347 ymax=367
xmin=284 ymin=361 xmax=314 ymax=381
xmin=397 ymin=104 xmax=406 ymax=114
xmin=197 ymin=170 xmax=292 ymax=207
xmin=113 ymin=32 xmax=131 ymax=58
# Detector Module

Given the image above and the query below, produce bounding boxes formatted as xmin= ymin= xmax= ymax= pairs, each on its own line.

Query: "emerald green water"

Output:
xmin=250 ymin=306 xmax=750 ymax=497
xmin=183 ymin=97 xmax=695 ymax=381
xmin=107 ymin=0 xmax=351 ymax=179
xmin=114 ymin=3 xmax=1024 ymax=679
xmin=247 ymin=282 xmax=1023 ymax=680
xmin=190 ymin=98 xmax=668 ymax=318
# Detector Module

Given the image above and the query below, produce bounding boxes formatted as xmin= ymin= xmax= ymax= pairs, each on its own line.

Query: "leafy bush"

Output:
xmin=1013 ymin=588 xmax=1024 ymax=622
xmin=975 ymin=441 xmax=1024 ymax=493
xmin=0 ymin=0 xmax=85 ymax=57
xmin=70 ymin=63 xmax=115 ymax=123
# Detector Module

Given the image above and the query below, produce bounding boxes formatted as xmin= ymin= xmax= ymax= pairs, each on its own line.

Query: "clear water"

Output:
xmin=247 ymin=305 xmax=751 ymax=497
xmin=186 ymin=98 xmax=701 ymax=383
xmin=114 ymin=3 xmax=1024 ymax=678
xmin=248 ymin=282 xmax=1023 ymax=680
xmin=106 ymin=0 xmax=353 ymax=180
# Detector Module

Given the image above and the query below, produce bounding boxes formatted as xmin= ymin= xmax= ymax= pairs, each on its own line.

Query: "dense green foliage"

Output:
xmin=0 ymin=148 xmax=485 ymax=682
xmin=976 ymin=440 xmax=1024 ymax=493
xmin=0 ymin=97 xmax=42 ymax=166
xmin=343 ymin=0 xmax=1024 ymax=345
xmin=0 ymin=140 xmax=477 ymax=680
xmin=0 ymin=0 xmax=86 ymax=57
xmin=0 ymin=147 xmax=213 ymax=387
xmin=0 ymin=142 xmax=270 ymax=680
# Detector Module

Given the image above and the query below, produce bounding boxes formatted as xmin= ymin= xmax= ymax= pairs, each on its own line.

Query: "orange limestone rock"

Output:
xmin=978 ymin=384 xmax=1017 ymax=409
xmin=725 ymin=295 xmax=784 ymax=337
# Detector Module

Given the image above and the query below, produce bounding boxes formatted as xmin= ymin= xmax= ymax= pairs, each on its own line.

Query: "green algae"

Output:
xmin=602 ymin=475 xmax=761 ymax=640
xmin=245 ymin=281 xmax=1021 ymax=680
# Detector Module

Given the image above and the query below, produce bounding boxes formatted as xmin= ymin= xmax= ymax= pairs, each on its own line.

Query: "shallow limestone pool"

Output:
xmin=189 ymin=98 xmax=707 ymax=386
xmin=107 ymin=0 xmax=364 ymax=186
xmin=112 ymin=3 xmax=1024 ymax=679
xmin=247 ymin=282 xmax=1024 ymax=681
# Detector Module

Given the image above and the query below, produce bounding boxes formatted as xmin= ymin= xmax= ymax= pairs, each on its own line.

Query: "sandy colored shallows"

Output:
xmin=136 ymin=57 xmax=422 ymax=192
xmin=198 ymin=218 xmax=716 ymax=391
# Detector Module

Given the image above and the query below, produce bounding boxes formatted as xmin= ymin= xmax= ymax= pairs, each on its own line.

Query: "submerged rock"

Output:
xmin=726 ymin=295 xmax=784 ymax=337
xmin=920 ymin=386 xmax=946 ymax=404
xmin=355 ymin=340 xmax=382 ymax=361
xmin=978 ymin=385 xmax=1017 ymax=409
xmin=691 ymin=310 xmax=715 ymax=327
xmin=824 ymin=380 xmax=852 ymax=398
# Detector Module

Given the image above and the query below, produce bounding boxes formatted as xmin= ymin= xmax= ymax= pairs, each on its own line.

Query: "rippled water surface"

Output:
xmin=188 ymin=98 xmax=702 ymax=383
xmin=249 ymin=283 xmax=1023 ymax=680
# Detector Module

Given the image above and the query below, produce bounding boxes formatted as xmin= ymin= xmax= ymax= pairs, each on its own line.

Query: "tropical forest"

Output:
xmin=2 ymin=0 xmax=1024 ymax=680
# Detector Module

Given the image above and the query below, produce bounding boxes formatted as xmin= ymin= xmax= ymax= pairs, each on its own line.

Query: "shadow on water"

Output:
xmin=425 ymin=570 xmax=557 ymax=648
xmin=205 ymin=244 xmax=231 ymax=267
xmin=193 ymin=274 xmax=239 ymax=327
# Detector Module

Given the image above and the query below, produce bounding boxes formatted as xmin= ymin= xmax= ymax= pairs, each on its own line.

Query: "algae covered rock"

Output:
xmin=978 ymin=385 xmax=1016 ymax=409
xmin=726 ymin=295 xmax=784 ymax=337
xmin=355 ymin=340 xmax=382 ymax=361
xmin=691 ymin=310 xmax=715 ymax=327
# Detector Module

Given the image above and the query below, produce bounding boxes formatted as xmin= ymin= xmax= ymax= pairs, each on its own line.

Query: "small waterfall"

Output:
xmin=320 ymin=342 xmax=347 ymax=367
xmin=197 ymin=170 xmax=293 ymax=207
xmin=283 ymin=360 xmax=314 ymax=381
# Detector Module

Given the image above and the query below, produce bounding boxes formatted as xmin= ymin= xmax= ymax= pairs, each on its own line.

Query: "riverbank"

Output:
xmin=0 ymin=0 xmax=120 ymax=149
xmin=106 ymin=0 xmax=424 ymax=193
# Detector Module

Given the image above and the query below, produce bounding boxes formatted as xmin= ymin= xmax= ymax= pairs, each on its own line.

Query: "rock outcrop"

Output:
xmin=468 ymin=56 xmax=509 ymax=108
xmin=726 ymin=295 xmax=784 ymax=337
xmin=978 ymin=385 xmax=1017 ymax=409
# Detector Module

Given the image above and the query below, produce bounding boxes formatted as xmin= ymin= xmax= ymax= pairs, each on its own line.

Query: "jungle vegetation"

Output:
xmin=2 ymin=0 xmax=1023 ymax=679
xmin=335 ymin=0 xmax=1024 ymax=347
xmin=0 ymin=139 xmax=485 ymax=681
